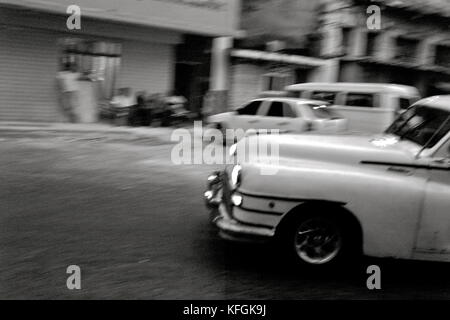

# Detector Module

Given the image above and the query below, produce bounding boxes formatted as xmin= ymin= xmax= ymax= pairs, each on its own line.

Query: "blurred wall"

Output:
xmin=0 ymin=0 xmax=241 ymax=36
xmin=240 ymin=0 xmax=323 ymax=48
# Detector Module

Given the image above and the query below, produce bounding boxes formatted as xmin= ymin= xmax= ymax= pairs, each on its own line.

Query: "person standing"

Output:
xmin=57 ymin=63 xmax=81 ymax=122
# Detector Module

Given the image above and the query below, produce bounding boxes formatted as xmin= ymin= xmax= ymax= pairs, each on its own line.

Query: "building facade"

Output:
xmin=211 ymin=0 xmax=450 ymax=112
xmin=322 ymin=0 xmax=450 ymax=97
xmin=0 ymin=0 xmax=240 ymax=122
xmin=212 ymin=0 xmax=333 ymax=110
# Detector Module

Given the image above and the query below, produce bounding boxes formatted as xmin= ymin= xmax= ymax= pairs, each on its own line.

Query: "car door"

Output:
xmin=332 ymin=91 xmax=388 ymax=133
xmin=259 ymin=101 xmax=304 ymax=132
xmin=414 ymin=137 xmax=450 ymax=262
xmin=231 ymin=100 xmax=264 ymax=131
xmin=298 ymin=103 xmax=347 ymax=133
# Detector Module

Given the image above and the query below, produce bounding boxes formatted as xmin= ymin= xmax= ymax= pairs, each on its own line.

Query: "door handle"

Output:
xmin=387 ymin=166 xmax=412 ymax=175
xmin=277 ymin=122 xmax=289 ymax=125
xmin=430 ymin=158 xmax=450 ymax=169
xmin=248 ymin=120 xmax=259 ymax=123
xmin=432 ymin=158 xmax=450 ymax=165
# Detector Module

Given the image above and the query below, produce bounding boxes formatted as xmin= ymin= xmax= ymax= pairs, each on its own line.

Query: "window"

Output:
xmin=341 ymin=27 xmax=353 ymax=55
xmin=267 ymin=102 xmax=284 ymax=117
xmin=237 ymin=101 xmax=262 ymax=115
xmin=283 ymin=103 xmax=297 ymax=118
xmin=444 ymin=140 xmax=450 ymax=158
xmin=307 ymin=104 xmax=340 ymax=119
xmin=295 ymin=68 xmax=309 ymax=83
xmin=395 ymin=37 xmax=419 ymax=63
xmin=266 ymin=102 xmax=297 ymax=117
xmin=263 ymin=73 xmax=294 ymax=91
xmin=399 ymin=98 xmax=412 ymax=111
xmin=345 ymin=93 xmax=376 ymax=108
xmin=386 ymin=105 xmax=450 ymax=147
xmin=59 ymin=38 xmax=122 ymax=99
xmin=287 ymin=90 xmax=301 ymax=98
xmin=311 ymin=91 xmax=337 ymax=104
xmin=365 ymin=32 xmax=378 ymax=56
xmin=435 ymin=45 xmax=450 ymax=69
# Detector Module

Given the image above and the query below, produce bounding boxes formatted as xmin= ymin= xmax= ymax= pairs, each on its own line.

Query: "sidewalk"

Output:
xmin=0 ymin=121 xmax=194 ymax=141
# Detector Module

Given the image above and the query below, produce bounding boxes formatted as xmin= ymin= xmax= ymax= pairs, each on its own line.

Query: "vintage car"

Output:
xmin=204 ymin=95 xmax=450 ymax=266
xmin=206 ymin=97 xmax=348 ymax=144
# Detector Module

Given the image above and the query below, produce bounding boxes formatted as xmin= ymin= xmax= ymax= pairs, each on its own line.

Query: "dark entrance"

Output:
xmin=174 ymin=35 xmax=212 ymax=118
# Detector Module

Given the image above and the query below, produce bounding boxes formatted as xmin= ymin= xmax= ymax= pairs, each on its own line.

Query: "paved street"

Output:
xmin=0 ymin=129 xmax=449 ymax=299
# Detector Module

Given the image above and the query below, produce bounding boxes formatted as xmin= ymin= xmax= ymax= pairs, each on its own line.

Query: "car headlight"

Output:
xmin=231 ymin=194 xmax=243 ymax=207
xmin=230 ymin=164 xmax=242 ymax=189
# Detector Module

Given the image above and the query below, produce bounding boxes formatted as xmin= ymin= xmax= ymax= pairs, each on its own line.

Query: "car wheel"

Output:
xmin=286 ymin=213 xmax=356 ymax=268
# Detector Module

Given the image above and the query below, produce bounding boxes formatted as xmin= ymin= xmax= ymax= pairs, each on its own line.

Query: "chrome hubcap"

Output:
xmin=294 ymin=218 xmax=342 ymax=265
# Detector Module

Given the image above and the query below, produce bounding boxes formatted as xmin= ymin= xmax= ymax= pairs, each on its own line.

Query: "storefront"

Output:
xmin=0 ymin=1 xmax=240 ymax=122
xmin=226 ymin=49 xmax=335 ymax=109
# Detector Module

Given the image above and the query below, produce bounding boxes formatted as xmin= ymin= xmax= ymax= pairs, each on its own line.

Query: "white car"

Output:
xmin=285 ymin=82 xmax=420 ymax=134
xmin=206 ymin=98 xmax=347 ymax=142
xmin=205 ymin=95 xmax=450 ymax=266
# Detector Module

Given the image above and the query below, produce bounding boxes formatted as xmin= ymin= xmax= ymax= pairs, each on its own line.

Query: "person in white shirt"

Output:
xmin=57 ymin=63 xmax=81 ymax=122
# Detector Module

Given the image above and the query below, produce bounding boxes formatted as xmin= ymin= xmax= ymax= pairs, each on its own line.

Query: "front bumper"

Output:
xmin=204 ymin=171 xmax=275 ymax=242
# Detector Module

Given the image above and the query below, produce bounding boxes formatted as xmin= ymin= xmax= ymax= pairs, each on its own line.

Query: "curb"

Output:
xmin=0 ymin=122 xmax=195 ymax=140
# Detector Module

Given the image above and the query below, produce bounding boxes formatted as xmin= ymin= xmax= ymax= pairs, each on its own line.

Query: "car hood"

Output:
xmin=207 ymin=112 xmax=235 ymax=123
xmin=240 ymin=133 xmax=422 ymax=167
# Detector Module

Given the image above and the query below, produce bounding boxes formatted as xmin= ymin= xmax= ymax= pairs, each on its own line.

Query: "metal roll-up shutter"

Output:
xmin=118 ymin=40 xmax=174 ymax=95
xmin=0 ymin=26 xmax=62 ymax=122
xmin=229 ymin=63 xmax=264 ymax=108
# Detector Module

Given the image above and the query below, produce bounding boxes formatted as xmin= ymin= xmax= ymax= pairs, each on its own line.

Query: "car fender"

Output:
xmin=238 ymin=160 xmax=425 ymax=259
xmin=207 ymin=112 xmax=234 ymax=128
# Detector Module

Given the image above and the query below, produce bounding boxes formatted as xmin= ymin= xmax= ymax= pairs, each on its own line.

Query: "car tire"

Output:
xmin=282 ymin=211 xmax=360 ymax=269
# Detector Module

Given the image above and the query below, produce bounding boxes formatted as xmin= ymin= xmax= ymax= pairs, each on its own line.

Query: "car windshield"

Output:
xmin=386 ymin=104 xmax=450 ymax=147
xmin=307 ymin=104 xmax=341 ymax=119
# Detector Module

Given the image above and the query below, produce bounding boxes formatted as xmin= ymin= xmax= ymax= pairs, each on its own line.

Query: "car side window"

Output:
xmin=266 ymin=102 xmax=284 ymax=117
xmin=237 ymin=101 xmax=262 ymax=115
xmin=435 ymin=137 xmax=450 ymax=160
xmin=345 ymin=93 xmax=377 ymax=108
xmin=265 ymin=102 xmax=297 ymax=118
xmin=287 ymin=90 xmax=302 ymax=98
xmin=399 ymin=97 xmax=411 ymax=111
xmin=283 ymin=103 xmax=297 ymax=118
xmin=311 ymin=91 xmax=336 ymax=104
xmin=447 ymin=142 xmax=450 ymax=158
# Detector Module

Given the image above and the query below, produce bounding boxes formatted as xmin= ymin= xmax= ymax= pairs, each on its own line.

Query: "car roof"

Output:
xmin=252 ymin=97 xmax=328 ymax=105
xmin=414 ymin=95 xmax=450 ymax=112
xmin=286 ymin=82 xmax=420 ymax=95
